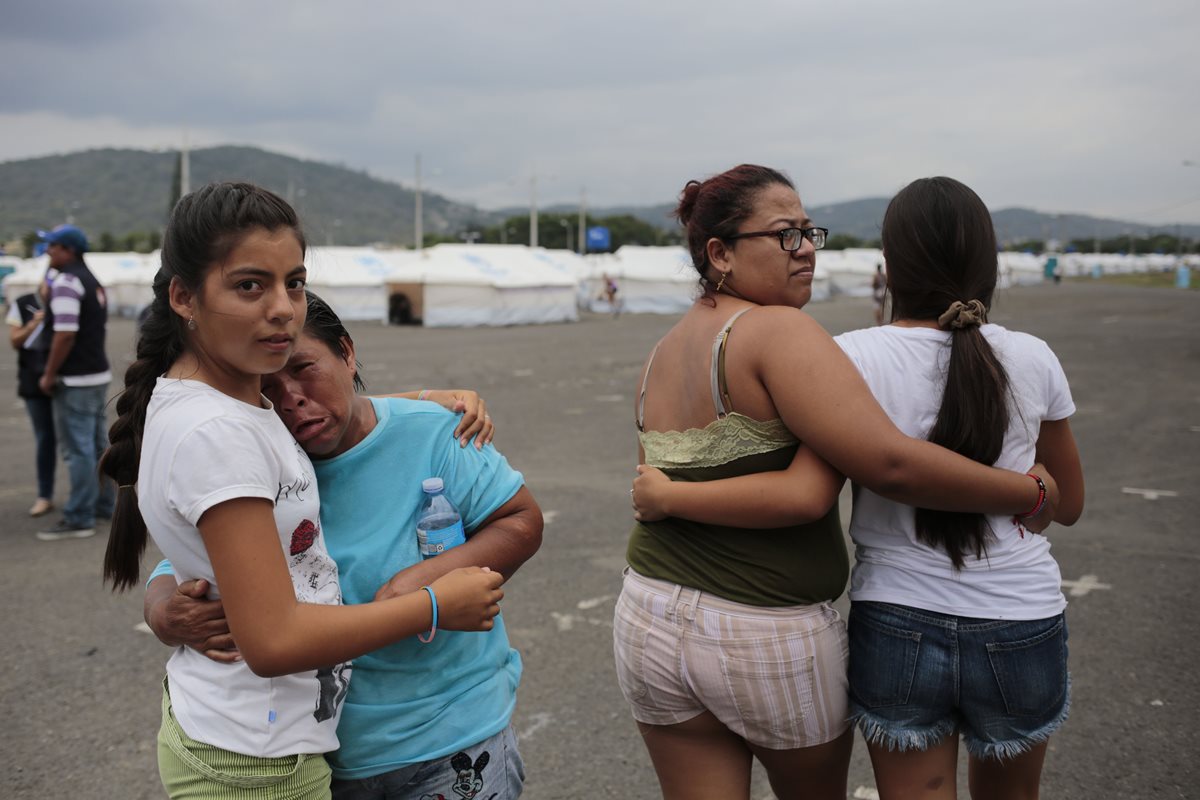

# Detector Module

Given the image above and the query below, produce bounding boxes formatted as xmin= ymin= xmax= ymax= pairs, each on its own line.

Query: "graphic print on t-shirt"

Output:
xmin=314 ymin=661 xmax=351 ymax=722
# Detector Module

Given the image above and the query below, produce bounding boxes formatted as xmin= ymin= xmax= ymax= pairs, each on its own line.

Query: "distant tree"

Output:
xmin=596 ymin=214 xmax=671 ymax=250
xmin=98 ymin=232 xmax=117 ymax=252
xmin=825 ymin=233 xmax=864 ymax=250
xmin=21 ymin=231 xmax=41 ymax=257
xmin=122 ymin=233 xmax=141 ymax=252
xmin=1005 ymin=239 xmax=1045 ymax=253
xmin=476 ymin=212 xmax=680 ymax=251
xmin=422 ymin=232 xmax=458 ymax=247
xmin=481 ymin=215 xmax=531 ymax=245
xmin=146 ymin=230 xmax=162 ymax=251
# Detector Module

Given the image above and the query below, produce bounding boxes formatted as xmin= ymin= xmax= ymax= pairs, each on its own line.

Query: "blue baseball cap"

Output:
xmin=38 ymin=224 xmax=89 ymax=254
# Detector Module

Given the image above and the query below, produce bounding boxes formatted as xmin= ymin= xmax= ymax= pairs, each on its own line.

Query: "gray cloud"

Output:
xmin=2 ymin=0 xmax=1198 ymax=223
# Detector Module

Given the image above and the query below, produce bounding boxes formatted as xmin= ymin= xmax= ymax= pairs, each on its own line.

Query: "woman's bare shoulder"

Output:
xmin=735 ymin=304 xmax=829 ymax=337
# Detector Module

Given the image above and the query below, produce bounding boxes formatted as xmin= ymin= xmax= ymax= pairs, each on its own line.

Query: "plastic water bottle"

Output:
xmin=416 ymin=477 xmax=465 ymax=558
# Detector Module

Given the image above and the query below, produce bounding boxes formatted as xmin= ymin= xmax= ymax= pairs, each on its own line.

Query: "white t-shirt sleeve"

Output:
xmin=1033 ymin=337 xmax=1076 ymax=421
xmin=5 ymin=302 xmax=20 ymax=327
xmin=168 ymin=416 xmax=283 ymax=526
xmin=832 ymin=330 xmax=867 ymax=375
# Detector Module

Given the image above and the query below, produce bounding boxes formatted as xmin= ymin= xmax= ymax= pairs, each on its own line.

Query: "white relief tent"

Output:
xmin=375 ymin=244 xmax=579 ymax=328
xmin=583 ymin=245 xmax=697 ymax=314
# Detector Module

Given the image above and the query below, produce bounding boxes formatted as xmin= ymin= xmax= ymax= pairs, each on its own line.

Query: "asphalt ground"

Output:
xmin=1 ymin=281 xmax=1196 ymax=799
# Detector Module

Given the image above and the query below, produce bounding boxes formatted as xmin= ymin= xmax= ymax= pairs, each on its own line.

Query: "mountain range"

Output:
xmin=2 ymin=146 xmax=1196 ymax=247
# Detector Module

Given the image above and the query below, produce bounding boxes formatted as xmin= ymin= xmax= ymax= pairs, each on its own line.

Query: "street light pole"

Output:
xmin=578 ymin=188 xmax=587 ymax=255
xmin=415 ymin=154 xmax=423 ymax=252
xmin=530 ymin=175 xmax=539 ymax=248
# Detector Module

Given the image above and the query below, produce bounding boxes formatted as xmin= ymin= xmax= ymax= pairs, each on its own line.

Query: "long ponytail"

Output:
xmin=882 ymin=177 xmax=1009 ymax=569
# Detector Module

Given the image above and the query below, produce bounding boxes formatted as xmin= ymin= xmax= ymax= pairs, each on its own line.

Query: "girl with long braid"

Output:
xmin=100 ymin=182 xmax=503 ymax=799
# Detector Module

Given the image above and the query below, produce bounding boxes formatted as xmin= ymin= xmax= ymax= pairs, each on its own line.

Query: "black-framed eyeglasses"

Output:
xmin=726 ymin=226 xmax=828 ymax=252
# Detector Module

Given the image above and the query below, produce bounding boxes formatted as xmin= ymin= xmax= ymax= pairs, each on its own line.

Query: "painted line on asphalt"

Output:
xmin=550 ymin=612 xmax=613 ymax=632
xmin=853 ymin=787 xmax=881 ymax=800
xmin=1061 ymin=574 xmax=1112 ymax=597
xmin=542 ymin=510 xmax=558 ymax=525
xmin=576 ymin=594 xmax=614 ymax=610
xmin=594 ymin=394 xmax=625 ymax=403
xmin=1122 ymin=487 xmax=1179 ymax=500
xmin=517 ymin=712 xmax=553 ymax=741
xmin=134 ymin=622 xmax=153 ymax=634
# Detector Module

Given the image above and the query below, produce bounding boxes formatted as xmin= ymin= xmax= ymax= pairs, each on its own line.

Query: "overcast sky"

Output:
xmin=3 ymin=1 xmax=1198 ymax=223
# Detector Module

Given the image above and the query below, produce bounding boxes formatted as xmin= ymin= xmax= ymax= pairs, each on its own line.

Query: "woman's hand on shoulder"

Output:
xmin=420 ymin=389 xmax=495 ymax=449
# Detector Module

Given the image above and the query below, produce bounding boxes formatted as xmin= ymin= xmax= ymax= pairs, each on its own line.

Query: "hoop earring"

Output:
xmin=187 ymin=317 xmax=197 ymax=331
xmin=715 ymin=270 xmax=729 ymax=294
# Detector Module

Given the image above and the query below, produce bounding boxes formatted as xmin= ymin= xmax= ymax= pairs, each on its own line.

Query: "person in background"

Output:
xmin=872 ymin=262 xmax=887 ymax=326
xmin=619 ymin=164 xmax=1055 ymax=800
xmin=602 ymin=272 xmax=621 ymax=317
xmin=36 ymin=224 xmax=116 ymax=540
xmin=7 ymin=268 xmax=58 ymax=517
xmin=146 ymin=290 xmax=543 ymax=800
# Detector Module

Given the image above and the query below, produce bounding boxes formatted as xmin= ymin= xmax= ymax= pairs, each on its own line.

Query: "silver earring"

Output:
xmin=187 ymin=317 xmax=197 ymax=331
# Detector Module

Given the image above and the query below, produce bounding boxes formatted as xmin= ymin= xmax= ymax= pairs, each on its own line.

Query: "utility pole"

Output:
xmin=578 ymin=188 xmax=587 ymax=255
xmin=530 ymin=175 xmax=539 ymax=248
xmin=414 ymin=154 xmax=423 ymax=252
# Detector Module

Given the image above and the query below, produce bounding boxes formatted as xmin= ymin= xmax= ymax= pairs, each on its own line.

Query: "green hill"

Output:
xmin=3 ymin=146 xmax=1196 ymax=252
xmin=0 ymin=146 xmax=496 ymax=247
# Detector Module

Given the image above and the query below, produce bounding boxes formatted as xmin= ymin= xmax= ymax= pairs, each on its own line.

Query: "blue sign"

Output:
xmin=586 ymin=226 xmax=611 ymax=252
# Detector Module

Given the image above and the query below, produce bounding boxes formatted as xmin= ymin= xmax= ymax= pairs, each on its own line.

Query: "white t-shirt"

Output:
xmin=139 ymin=378 xmax=350 ymax=757
xmin=834 ymin=324 xmax=1076 ymax=620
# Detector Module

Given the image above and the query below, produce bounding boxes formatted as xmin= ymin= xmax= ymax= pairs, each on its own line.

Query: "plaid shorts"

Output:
xmin=613 ymin=568 xmax=850 ymax=749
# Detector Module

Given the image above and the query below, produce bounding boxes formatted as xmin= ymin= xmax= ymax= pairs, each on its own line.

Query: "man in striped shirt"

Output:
xmin=35 ymin=225 xmax=115 ymax=541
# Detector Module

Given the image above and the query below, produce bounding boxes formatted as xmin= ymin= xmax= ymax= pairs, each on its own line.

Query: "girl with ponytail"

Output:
xmin=100 ymin=182 xmax=503 ymax=799
xmin=632 ymin=175 xmax=1084 ymax=798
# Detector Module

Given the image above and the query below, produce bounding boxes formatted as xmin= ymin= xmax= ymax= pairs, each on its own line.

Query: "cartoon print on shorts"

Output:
xmin=418 ymin=749 xmax=496 ymax=800
xmin=312 ymin=660 xmax=351 ymax=723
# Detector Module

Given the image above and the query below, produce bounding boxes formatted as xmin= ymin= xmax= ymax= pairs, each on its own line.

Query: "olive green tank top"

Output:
xmin=627 ymin=309 xmax=848 ymax=607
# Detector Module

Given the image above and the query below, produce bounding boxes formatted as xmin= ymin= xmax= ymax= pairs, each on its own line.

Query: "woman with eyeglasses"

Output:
xmin=614 ymin=165 xmax=1059 ymax=800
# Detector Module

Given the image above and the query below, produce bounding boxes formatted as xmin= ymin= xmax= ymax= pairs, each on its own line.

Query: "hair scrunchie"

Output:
xmin=937 ymin=299 xmax=987 ymax=329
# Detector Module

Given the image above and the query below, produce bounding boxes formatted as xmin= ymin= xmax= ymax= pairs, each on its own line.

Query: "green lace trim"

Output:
xmin=639 ymin=413 xmax=798 ymax=469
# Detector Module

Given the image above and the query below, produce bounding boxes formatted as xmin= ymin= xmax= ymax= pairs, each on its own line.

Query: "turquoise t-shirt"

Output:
xmin=318 ymin=398 xmax=525 ymax=779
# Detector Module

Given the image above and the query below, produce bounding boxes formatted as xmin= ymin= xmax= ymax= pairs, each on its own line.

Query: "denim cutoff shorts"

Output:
xmin=847 ymin=601 xmax=1070 ymax=761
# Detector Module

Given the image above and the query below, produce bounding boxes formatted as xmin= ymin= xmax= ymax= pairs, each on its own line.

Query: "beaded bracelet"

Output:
xmin=417 ymin=389 xmax=431 ymax=402
xmin=418 ymin=585 xmax=438 ymax=643
xmin=1017 ymin=473 xmax=1047 ymax=519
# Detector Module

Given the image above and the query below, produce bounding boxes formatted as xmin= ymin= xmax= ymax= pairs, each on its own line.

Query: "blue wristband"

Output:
xmin=418 ymin=585 xmax=437 ymax=643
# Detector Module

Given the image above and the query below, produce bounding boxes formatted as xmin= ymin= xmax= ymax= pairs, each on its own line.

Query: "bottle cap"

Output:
xmin=421 ymin=477 xmax=444 ymax=494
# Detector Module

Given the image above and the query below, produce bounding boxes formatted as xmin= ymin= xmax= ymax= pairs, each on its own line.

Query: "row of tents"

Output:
xmin=3 ymin=244 xmax=1196 ymax=328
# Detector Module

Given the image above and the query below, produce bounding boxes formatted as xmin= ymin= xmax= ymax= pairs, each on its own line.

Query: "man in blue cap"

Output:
xmin=35 ymin=224 xmax=115 ymax=541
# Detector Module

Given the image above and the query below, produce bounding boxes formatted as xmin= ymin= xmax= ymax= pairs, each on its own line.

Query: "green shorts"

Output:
xmin=157 ymin=678 xmax=332 ymax=799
